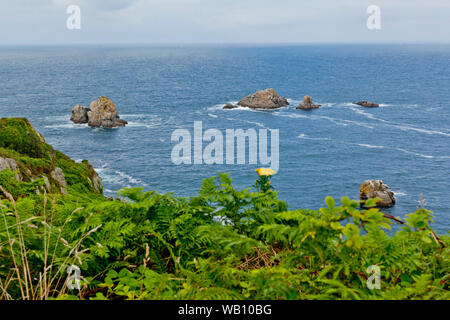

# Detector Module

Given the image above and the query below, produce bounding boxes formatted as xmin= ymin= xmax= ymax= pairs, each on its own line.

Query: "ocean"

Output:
xmin=0 ymin=44 xmax=449 ymax=233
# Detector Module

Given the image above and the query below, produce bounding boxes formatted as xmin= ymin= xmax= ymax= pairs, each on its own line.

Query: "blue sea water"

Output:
xmin=0 ymin=44 xmax=449 ymax=233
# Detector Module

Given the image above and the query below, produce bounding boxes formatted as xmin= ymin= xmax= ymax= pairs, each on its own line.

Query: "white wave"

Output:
xmin=349 ymin=106 xmax=450 ymax=137
xmin=393 ymin=191 xmax=407 ymax=197
xmin=287 ymin=98 xmax=302 ymax=105
xmin=298 ymin=134 xmax=330 ymax=141
xmin=395 ymin=148 xmax=435 ymax=159
xmin=44 ymin=115 xmax=70 ymax=121
xmin=223 ymin=105 xmax=259 ymax=112
xmin=318 ymin=116 xmax=374 ymax=129
xmin=393 ymin=124 xmax=450 ymax=137
xmin=354 ymin=143 xmax=385 ymax=149
xmin=91 ymin=127 xmax=118 ymax=132
xmin=120 ymin=114 xmax=148 ymax=118
xmin=208 ymin=113 xmax=218 ymax=118
xmin=348 ymin=107 xmax=381 ymax=121
xmin=126 ymin=121 xmax=160 ymax=129
xmin=274 ymin=112 xmax=310 ymax=119
xmin=44 ymin=123 xmax=86 ymax=129
xmin=226 ymin=117 xmax=266 ymax=128
xmin=95 ymin=166 xmax=147 ymax=187
xmin=115 ymin=170 xmax=145 ymax=185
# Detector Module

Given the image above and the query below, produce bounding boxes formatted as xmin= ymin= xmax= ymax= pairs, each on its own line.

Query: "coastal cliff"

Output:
xmin=0 ymin=117 xmax=103 ymax=199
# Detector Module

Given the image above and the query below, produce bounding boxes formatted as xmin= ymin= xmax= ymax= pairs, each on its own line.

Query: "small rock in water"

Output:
xmin=360 ymin=180 xmax=396 ymax=208
xmin=223 ymin=103 xmax=238 ymax=110
xmin=354 ymin=101 xmax=380 ymax=108
xmin=296 ymin=95 xmax=321 ymax=110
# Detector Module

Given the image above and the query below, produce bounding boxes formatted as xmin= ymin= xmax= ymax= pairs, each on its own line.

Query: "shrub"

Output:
xmin=1 ymin=172 xmax=447 ymax=300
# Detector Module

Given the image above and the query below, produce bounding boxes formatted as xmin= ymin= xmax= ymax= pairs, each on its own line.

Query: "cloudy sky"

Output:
xmin=1 ymin=0 xmax=449 ymax=45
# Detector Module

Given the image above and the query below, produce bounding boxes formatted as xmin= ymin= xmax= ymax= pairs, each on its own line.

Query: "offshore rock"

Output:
xmin=296 ymin=95 xmax=321 ymax=110
xmin=70 ymin=97 xmax=127 ymax=128
xmin=223 ymin=103 xmax=238 ymax=110
xmin=238 ymin=88 xmax=289 ymax=109
xmin=360 ymin=180 xmax=396 ymax=208
xmin=354 ymin=101 xmax=380 ymax=108
xmin=88 ymin=96 xmax=127 ymax=128
xmin=70 ymin=105 xmax=90 ymax=124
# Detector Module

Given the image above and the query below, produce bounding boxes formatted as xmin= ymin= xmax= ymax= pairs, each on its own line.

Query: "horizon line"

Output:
xmin=1 ymin=41 xmax=450 ymax=47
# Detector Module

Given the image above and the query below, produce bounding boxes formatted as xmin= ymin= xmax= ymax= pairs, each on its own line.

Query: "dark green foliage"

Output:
xmin=0 ymin=118 xmax=49 ymax=159
xmin=2 ymin=172 xmax=447 ymax=300
xmin=0 ymin=118 xmax=103 ymax=198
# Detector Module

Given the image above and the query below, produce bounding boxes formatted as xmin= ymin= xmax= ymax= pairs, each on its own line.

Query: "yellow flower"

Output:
xmin=255 ymin=168 xmax=276 ymax=177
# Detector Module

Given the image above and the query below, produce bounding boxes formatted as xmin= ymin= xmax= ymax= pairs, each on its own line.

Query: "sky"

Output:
xmin=0 ymin=0 xmax=449 ymax=45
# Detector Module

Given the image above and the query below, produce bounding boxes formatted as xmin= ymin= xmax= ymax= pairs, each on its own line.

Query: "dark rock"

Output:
xmin=238 ymin=88 xmax=289 ymax=109
xmin=354 ymin=101 xmax=380 ymax=108
xmin=223 ymin=104 xmax=238 ymax=110
xmin=360 ymin=180 xmax=396 ymax=208
xmin=296 ymin=95 xmax=321 ymax=110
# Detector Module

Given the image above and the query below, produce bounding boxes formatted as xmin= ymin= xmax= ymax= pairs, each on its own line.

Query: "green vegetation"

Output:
xmin=0 ymin=118 xmax=102 ymax=197
xmin=0 ymin=118 xmax=448 ymax=300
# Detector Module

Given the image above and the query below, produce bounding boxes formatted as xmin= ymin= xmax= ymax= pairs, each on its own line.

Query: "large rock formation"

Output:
xmin=296 ymin=95 xmax=321 ymax=110
xmin=88 ymin=96 xmax=128 ymax=128
xmin=237 ymin=89 xmax=289 ymax=109
xmin=360 ymin=180 xmax=396 ymax=208
xmin=70 ymin=97 xmax=127 ymax=128
xmin=354 ymin=101 xmax=380 ymax=108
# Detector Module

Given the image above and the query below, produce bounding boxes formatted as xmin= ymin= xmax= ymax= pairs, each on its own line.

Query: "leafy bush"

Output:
xmin=0 ymin=118 xmax=49 ymax=159
xmin=0 ymin=172 xmax=448 ymax=300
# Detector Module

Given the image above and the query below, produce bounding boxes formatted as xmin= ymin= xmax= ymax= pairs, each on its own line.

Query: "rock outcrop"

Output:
xmin=50 ymin=167 xmax=67 ymax=195
xmin=360 ymin=180 xmax=396 ymax=208
xmin=70 ymin=97 xmax=127 ymax=128
xmin=71 ymin=105 xmax=90 ymax=124
xmin=354 ymin=101 xmax=380 ymax=108
xmin=296 ymin=95 xmax=321 ymax=110
xmin=237 ymin=89 xmax=289 ymax=109
xmin=0 ymin=157 xmax=21 ymax=181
